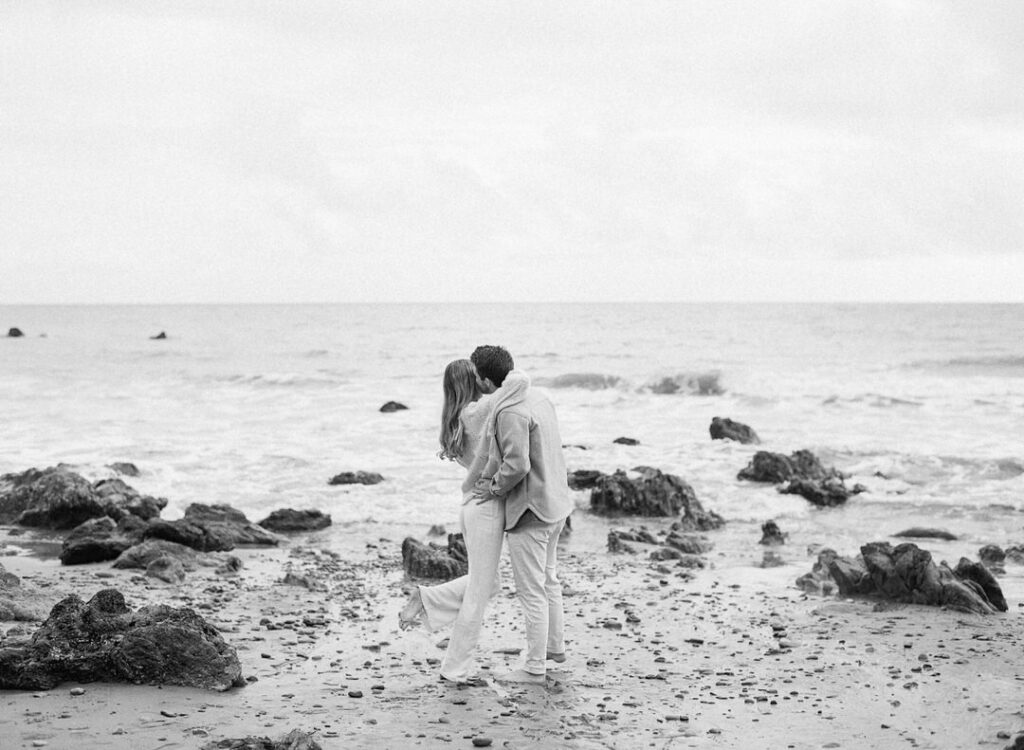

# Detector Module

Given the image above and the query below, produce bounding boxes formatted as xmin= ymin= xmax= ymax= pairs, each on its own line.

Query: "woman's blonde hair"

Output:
xmin=439 ymin=359 xmax=481 ymax=461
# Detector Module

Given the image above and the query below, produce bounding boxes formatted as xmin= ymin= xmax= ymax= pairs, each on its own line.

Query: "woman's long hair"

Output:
xmin=439 ymin=359 xmax=481 ymax=461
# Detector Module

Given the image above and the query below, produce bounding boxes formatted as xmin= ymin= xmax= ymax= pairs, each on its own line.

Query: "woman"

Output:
xmin=399 ymin=359 xmax=529 ymax=684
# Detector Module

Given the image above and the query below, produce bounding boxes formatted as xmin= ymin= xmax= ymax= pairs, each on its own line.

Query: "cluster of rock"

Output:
xmin=588 ymin=467 xmax=725 ymax=531
xmin=797 ymin=542 xmax=1007 ymax=615
xmin=401 ymin=534 xmax=468 ymax=580
xmin=0 ymin=589 xmax=244 ymax=691
xmin=738 ymin=449 xmax=865 ymax=507
xmin=608 ymin=524 xmax=713 ymax=570
xmin=202 ymin=730 xmax=322 ymax=750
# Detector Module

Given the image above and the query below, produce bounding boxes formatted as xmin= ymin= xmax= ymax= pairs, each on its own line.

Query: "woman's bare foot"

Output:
xmin=398 ymin=588 xmax=424 ymax=630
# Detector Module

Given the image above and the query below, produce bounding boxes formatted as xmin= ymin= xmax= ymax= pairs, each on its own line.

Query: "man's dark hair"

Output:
xmin=471 ymin=345 xmax=514 ymax=387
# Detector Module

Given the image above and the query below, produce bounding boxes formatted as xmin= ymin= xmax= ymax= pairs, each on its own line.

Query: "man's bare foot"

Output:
xmin=547 ymin=651 xmax=566 ymax=663
xmin=496 ymin=669 xmax=546 ymax=685
xmin=398 ymin=588 xmax=424 ymax=630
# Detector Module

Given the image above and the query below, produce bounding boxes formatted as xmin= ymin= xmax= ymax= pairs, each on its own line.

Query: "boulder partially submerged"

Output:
xmin=709 ymin=417 xmax=760 ymax=444
xmin=401 ymin=535 xmax=467 ymax=580
xmin=0 ymin=589 xmax=243 ymax=690
xmin=567 ymin=469 xmax=603 ymax=491
xmin=590 ymin=468 xmax=725 ymax=530
xmin=182 ymin=504 xmax=281 ymax=547
xmin=796 ymin=542 xmax=1006 ymax=615
xmin=60 ymin=517 xmax=140 ymax=565
xmin=738 ymin=450 xmax=862 ymax=507
xmin=759 ymin=520 xmax=787 ymax=546
xmin=259 ymin=509 xmax=332 ymax=533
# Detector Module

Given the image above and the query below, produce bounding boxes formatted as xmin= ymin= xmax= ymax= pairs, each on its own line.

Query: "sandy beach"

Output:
xmin=3 ymin=510 xmax=1023 ymax=750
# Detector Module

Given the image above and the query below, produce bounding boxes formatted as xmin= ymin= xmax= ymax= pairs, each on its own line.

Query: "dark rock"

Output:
xmin=567 ymin=469 xmax=604 ymax=491
xmin=107 ymin=463 xmax=140 ymax=478
xmin=954 ymin=558 xmax=1007 ymax=612
xmin=979 ymin=545 xmax=1007 ymax=574
xmin=401 ymin=537 xmax=467 ymax=580
xmin=590 ymin=468 xmax=720 ymax=523
xmin=258 ymin=509 xmax=332 ymax=533
xmin=1007 ymin=546 xmax=1024 ymax=565
xmin=709 ymin=417 xmax=760 ymax=444
xmin=1 ymin=467 xmax=106 ymax=529
xmin=113 ymin=539 xmax=200 ymax=571
xmin=60 ymin=517 xmax=137 ymax=565
xmin=144 ymin=519 xmax=236 ymax=553
xmin=737 ymin=449 xmax=838 ymax=484
xmin=759 ymin=520 xmax=787 ymax=546
xmin=797 ymin=542 xmax=1005 ymax=615
xmin=201 ymin=729 xmax=323 ymax=750
xmin=92 ymin=478 xmax=167 ymax=521
xmin=379 ymin=401 xmax=408 ymax=413
xmin=779 ymin=476 xmax=858 ymax=507
xmin=795 ymin=548 xmax=840 ymax=596
xmin=613 ymin=437 xmax=640 ymax=446
xmin=607 ymin=531 xmax=636 ymax=554
xmin=146 ymin=556 xmax=187 ymax=584
xmin=7 ymin=328 xmax=24 ymax=338
xmin=0 ymin=589 xmax=242 ymax=690
xmin=893 ymin=528 xmax=958 ymax=541
xmin=150 ymin=331 xmax=167 ymax=340
xmin=328 ymin=471 xmax=384 ymax=486
xmin=664 ymin=531 xmax=712 ymax=555
xmin=184 ymin=504 xmax=281 ymax=546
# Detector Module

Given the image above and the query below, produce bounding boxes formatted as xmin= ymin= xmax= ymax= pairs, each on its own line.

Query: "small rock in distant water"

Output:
xmin=328 ymin=471 xmax=384 ymax=486
xmin=709 ymin=416 xmax=760 ymax=444
xmin=613 ymin=437 xmax=640 ymax=446
xmin=7 ymin=328 xmax=24 ymax=338
xmin=893 ymin=528 xmax=958 ymax=541
xmin=759 ymin=520 xmax=787 ymax=546
xmin=150 ymin=331 xmax=167 ymax=340
xmin=379 ymin=401 xmax=408 ymax=412
xmin=107 ymin=462 xmax=140 ymax=478
xmin=258 ymin=509 xmax=332 ymax=533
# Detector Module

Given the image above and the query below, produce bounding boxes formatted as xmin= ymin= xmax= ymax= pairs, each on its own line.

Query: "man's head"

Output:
xmin=471 ymin=345 xmax=514 ymax=394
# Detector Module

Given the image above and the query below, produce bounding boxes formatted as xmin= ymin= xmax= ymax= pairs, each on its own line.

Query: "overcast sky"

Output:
xmin=2 ymin=1 xmax=1022 ymax=303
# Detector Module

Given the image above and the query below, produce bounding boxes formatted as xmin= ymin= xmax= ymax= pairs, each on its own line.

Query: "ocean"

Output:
xmin=2 ymin=303 xmax=1022 ymax=581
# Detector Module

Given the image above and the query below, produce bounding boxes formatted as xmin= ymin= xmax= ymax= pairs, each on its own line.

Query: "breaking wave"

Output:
xmin=822 ymin=393 xmax=923 ymax=408
xmin=643 ymin=370 xmax=724 ymax=396
xmin=533 ymin=373 xmax=625 ymax=390
xmin=907 ymin=355 xmax=1024 ymax=377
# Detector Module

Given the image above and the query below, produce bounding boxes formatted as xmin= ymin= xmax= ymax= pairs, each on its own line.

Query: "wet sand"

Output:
xmin=2 ymin=514 xmax=1024 ymax=750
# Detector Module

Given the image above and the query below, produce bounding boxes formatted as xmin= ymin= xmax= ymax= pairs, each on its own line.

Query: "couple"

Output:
xmin=399 ymin=345 xmax=572 ymax=685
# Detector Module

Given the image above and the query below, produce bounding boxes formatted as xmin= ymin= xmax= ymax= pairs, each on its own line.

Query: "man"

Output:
xmin=471 ymin=345 xmax=573 ymax=684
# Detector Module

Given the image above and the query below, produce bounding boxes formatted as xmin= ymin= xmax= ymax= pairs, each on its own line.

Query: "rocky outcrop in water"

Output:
xmin=613 ymin=437 xmax=640 ymax=446
xmin=7 ymin=328 xmax=24 ymax=338
xmin=182 ymin=504 xmax=281 ymax=546
xmin=107 ymin=462 xmax=141 ymax=477
xmin=979 ymin=545 xmax=1006 ymax=574
xmin=259 ymin=509 xmax=332 ymax=533
xmin=567 ymin=469 xmax=603 ymax=491
xmin=145 ymin=519 xmax=236 ymax=553
xmin=738 ymin=450 xmax=862 ymax=507
xmin=379 ymin=401 xmax=408 ymax=413
xmin=795 ymin=542 xmax=1007 ymax=615
xmin=401 ymin=535 xmax=468 ymax=580
xmin=93 ymin=478 xmax=167 ymax=521
xmin=0 ymin=589 xmax=243 ymax=691
xmin=113 ymin=539 xmax=201 ymax=571
xmin=589 ymin=468 xmax=725 ymax=530
xmin=709 ymin=417 xmax=760 ymax=444
xmin=150 ymin=331 xmax=167 ymax=340
xmin=894 ymin=528 xmax=958 ymax=541
xmin=328 ymin=471 xmax=384 ymax=486
xmin=759 ymin=520 xmax=787 ymax=546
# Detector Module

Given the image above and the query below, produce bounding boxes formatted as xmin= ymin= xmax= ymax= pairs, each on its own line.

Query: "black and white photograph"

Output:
xmin=2 ymin=3 xmax=1023 ymax=749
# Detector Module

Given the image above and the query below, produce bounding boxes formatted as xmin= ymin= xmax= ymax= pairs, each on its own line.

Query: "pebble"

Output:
xmin=69 ymin=687 xmax=86 ymax=696
xmin=348 ymin=690 xmax=363 ymax=698
xmin=472 ymin=738 xmax=493 ymax=747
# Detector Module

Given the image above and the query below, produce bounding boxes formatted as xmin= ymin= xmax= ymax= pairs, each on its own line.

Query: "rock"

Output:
xmin=328 ymin=471 xmax=384 ymax=486
xmin=795 ymin=548 xmax=839 ymax=596
xmin=150 ymin=331 xmax=167 ymax=340
xmin=737 ymin=449 xmax=838 ymax=484
xmin=567 ymin=469 xmax=604 ymax=491
xmin=379 ymin=401 xmax=408 ymax=413
xmin=113 ymin=539 xmax=201 ymax=571
xmin=92 ymin=478 xmax=167 ymax=521
xmin=759 ymin=520 xmax=787 ymax=546
xmin=649 ymin=547 xmax=705 ymax=567
xmin=146 ymin=556 xmax=186 ymax=584
xmin=709 ymin=417 xmax=760 ymax=444
xmin=979 ymin=545 xmax=1007 ymax=574
xmin=590 ymin=468 xmax=721 ymax=523
xmin=613 ymin=528 xmax=659 ymax=545
xmin=183 ymin=504 xmax=281 ymax=546
xmin=0 ymin=589 xmax=243 ymax=691
xmin=779 ymin=476 xmax=859 ymax=507
xmin=401 ymin=536 xmax=468 ymax=580
xmin=613 ymin=437 xmax=640 ymax=446
xmin=258 ymin=509 xmax=332 ymax=533
xmin=1007 ymin=546 xmax=1024 ymax=565
xmin=0 ymin=467 xmax=106 ymax=529
xmin=201 ymin=730 xmax=323 ymax=750
xmin=796 ymin=542 xmax=1005 ymax=615
xmin=893 ymin=528 xmax=958 ymax=541
xmin=144 ymin=519 xmax=236 ymax=553
xmin=60 ymin=517 xmax=137 ymax=565
xmin=0 ymin=562 xmax=46 ymax=621
xmin=427 ymin=524 xmax=446 ymax=537
xmin=607 ymin=531 xmax=636 ymax=554
xmin=664 ymin=531 xmax=712 ymax=555
xmin=106 ymin=463 xmax=140 ymax=478
xmin=7 ymin=328 xmax=24 ymax=338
